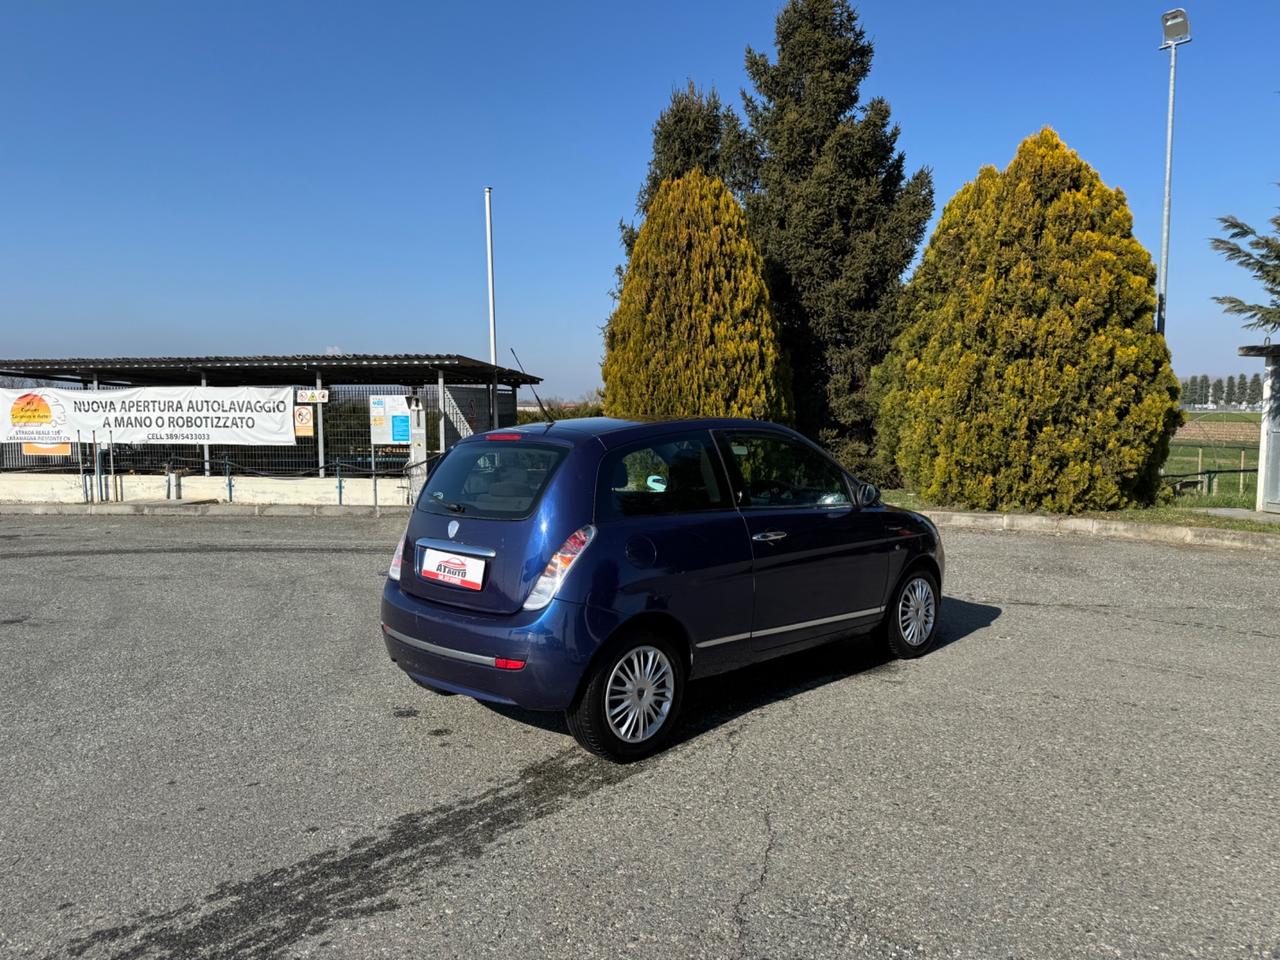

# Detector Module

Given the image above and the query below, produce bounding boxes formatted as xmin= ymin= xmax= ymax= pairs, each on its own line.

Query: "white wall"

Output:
xmin=0 ymin=472 xmax=413 ymax=506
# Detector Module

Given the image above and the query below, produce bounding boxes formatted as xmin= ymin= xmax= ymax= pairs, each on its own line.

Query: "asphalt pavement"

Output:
xmin=1 ymin=515 xmax=1277 ymax=960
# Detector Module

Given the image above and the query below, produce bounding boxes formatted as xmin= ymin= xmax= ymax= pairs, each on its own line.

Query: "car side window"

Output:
xmin=597 ymin=432 xmax=730 ymax=520
xmin=718 ymin=432 xmax=850 ymax=509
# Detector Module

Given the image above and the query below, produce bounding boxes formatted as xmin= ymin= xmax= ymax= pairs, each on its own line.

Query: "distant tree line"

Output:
xmin=1179 ymin=373 xmax=1264 ymax=407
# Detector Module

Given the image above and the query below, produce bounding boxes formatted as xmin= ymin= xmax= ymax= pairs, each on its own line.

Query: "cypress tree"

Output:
xmin=1249 ymin=372 xmax=1264 ymax=405
xmin=742 ymin=0 xmax=933 ymax=475
xmin=1226 ymin=375 xmax=1237 ymax=406
xmin=1212 ymin=378 xmax=1225 ymax=406
xmin=1198 ymin=375 xmax=1210 ymax=407
xmin=873 ymin=129 xmax=1181 ymax=513
xmin=603 ymin=170 xmax=792 ymax=422
xmin=618 ymin=84 xmax=752 ymax=267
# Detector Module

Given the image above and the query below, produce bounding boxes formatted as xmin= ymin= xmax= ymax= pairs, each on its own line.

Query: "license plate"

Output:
xmin=420 ymin=548 xmax=486 ymax=591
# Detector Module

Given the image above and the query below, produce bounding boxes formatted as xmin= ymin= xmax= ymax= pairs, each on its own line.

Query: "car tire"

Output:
xmin=884 ymin=568 xmax=942 ymax=659
xmin=565 ymin=632 xmax=686 ymax=763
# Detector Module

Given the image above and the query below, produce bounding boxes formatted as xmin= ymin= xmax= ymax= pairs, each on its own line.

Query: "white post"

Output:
xmin=315 ymin=372 xmax=326 ymax=479
xmin=485 ymin=186 xmax=498 ymax=429
xmin=1259 ymin=358 xmax=1275 ymax=513
xmin=201 ymin=372 xmax=211 ymax=476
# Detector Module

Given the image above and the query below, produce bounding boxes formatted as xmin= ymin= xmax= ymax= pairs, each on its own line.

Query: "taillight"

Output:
xmin=523 ymin=525 xmax=595 ymax=610
xmin=388 ymin=528 xmax=408 ymax=582
xmin=487 ymin=433 xmax=523 ymax=441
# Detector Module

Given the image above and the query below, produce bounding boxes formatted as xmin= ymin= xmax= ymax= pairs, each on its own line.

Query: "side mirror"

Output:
xmin=856 ymin=483 xmax=880 ymax=508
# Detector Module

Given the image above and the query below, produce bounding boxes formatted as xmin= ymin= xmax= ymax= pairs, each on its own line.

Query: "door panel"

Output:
xmin=742 ymin=508 xmax=888 ymax=651
xmin=588 ymin=430 xmax=756 ymax=675
xmin=713 ymin=429 xmax=890 ymax=653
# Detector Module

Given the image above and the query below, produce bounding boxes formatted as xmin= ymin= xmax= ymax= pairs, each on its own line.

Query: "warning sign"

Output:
xmin=294 ymin=405 xmax=314 ymax=438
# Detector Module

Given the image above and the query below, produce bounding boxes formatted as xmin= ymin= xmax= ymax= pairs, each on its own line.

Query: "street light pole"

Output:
xmin=1156 ymin=8 xmax=1191 ymax=337
xmin=484 ymin=186 xmax=498 ymax=429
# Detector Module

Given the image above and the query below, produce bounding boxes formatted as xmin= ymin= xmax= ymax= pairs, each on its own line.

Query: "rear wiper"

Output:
xmin=431 ymin=493 xmax=466 ymax=513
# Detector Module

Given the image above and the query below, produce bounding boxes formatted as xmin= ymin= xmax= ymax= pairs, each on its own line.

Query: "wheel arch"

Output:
xmin=891 ymin=552 xmax=942 ymax=604
xmin=570 ymin=611 xmax=693 ymax=708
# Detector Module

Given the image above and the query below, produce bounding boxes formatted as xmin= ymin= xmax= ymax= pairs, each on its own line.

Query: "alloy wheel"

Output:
xmin=898 ymin=576 xmax=936 ymax=647
xmin=605 ymin=645 xmax=675 ymax=743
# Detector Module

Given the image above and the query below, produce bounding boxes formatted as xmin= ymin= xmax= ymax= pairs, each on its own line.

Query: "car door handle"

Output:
xmin=752 ymin=531 xmax=788 ymax=542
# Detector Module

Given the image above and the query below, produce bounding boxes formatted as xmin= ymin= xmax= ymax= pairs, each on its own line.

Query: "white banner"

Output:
xmin=1 ymin=387 xmax=295 ymax=446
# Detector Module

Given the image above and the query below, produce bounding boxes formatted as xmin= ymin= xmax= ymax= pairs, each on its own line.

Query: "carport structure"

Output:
xmin=0 ymin=353 xmax=540 ymax=478
xmin=1239 ymin=343 xmax=1279 ymax=514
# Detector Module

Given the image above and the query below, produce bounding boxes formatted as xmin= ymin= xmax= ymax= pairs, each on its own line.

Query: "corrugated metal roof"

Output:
xmin=0 ymin=353 xmax=541 ymax=386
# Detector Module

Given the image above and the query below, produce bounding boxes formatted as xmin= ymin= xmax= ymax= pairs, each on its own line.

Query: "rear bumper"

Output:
xmin=380 ymin=580 xmax=608 ymax=711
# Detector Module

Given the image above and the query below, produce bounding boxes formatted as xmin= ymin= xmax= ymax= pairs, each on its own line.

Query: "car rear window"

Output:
xmin=418 ymin=441 xmax=568 ymax=520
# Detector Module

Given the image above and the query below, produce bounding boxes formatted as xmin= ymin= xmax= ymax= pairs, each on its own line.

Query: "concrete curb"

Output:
xmin=0 ymin=502 xmax=412 ymax=518
xmin=924 ymin=510 xmax=1280 ymax=552
xmin=0 ymin=501 xmax=1276 ymax=551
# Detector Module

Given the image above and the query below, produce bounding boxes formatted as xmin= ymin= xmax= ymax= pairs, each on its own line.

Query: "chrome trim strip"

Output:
xmin=415 ymin=537 xmax=497 ymax=558
xmin=382 ymin=625 xmax=497 ymax=667
xmin=752 ymin=606 xmax=884 ymax=638
xmin=696 ymin=606 xmax=884 ymax=649
xmin=695 ymin=631 xmax=752 ymax=650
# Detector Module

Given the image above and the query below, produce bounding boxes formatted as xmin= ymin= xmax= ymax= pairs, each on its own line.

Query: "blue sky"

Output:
xmin=1 ymin=0 xmax=1277 ymax=397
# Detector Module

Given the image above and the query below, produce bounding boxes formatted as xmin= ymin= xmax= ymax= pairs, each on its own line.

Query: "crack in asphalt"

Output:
xmin=983 ymin=596 xmax=1280 ymax=644
xmin=716 ymin=705 xmax=787 ymax=960
xmin=1096 ymin=654 xmax=1280 ymax=688
xmin=49 ymin=749 xmax=645 ymax=960
xmin=729 ymin=808 xmax=779 ymax=960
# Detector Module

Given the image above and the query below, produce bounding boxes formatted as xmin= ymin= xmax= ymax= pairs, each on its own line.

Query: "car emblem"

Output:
xmin=447 ymin=520 xmax=459 ymax=538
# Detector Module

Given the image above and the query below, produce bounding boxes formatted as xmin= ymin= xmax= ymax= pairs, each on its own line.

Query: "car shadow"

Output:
xmin=479 ymin=596 xmax=1002 ymax=747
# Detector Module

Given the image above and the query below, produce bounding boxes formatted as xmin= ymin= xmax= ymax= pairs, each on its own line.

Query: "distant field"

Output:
xmin=1174 ymin=412 xmax=1263 ymax=444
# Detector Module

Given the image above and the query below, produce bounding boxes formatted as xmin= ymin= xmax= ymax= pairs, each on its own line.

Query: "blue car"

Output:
xmin=381 ymin=417 xmax=944 ymax=761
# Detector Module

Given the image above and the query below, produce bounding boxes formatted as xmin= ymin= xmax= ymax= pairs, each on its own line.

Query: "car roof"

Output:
xmin=470 ymin=416 xmax=798 ymax=450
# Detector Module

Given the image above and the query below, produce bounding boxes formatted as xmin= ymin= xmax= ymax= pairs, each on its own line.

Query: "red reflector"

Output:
xmin=487 ymin=433 xmax=523 ymax=441
xmin=494 ymin=657 xmax=526 ymax=671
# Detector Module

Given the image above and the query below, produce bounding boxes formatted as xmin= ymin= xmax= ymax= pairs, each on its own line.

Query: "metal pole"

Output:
xmin=485 ymin=186 xmax=498 ymax=429
xmin=201 ymin=372 xmax=211 ymax=477
xmin=108 ymin=430 xmax=116 ymax=501
xmin=438 ymin=371 xmax=446 ymax=452
xmin=1156 ymin=41 xmax=1178 ymax=336
xmin=89 ymin=374 xmax=101 ymax=502
xmin=77 ymin=430 xmax=87 ymax=504
xmin=315 ymin=372 xmax=326 ymax=479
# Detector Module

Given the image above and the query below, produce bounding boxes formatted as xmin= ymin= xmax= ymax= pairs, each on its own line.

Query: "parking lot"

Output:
xmin=1 ymin=514 xmax=1277 ymax=960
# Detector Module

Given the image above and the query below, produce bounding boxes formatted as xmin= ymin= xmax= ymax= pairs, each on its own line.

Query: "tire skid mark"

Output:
xmin=53 ymin=749 xmax=643 ymax=960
